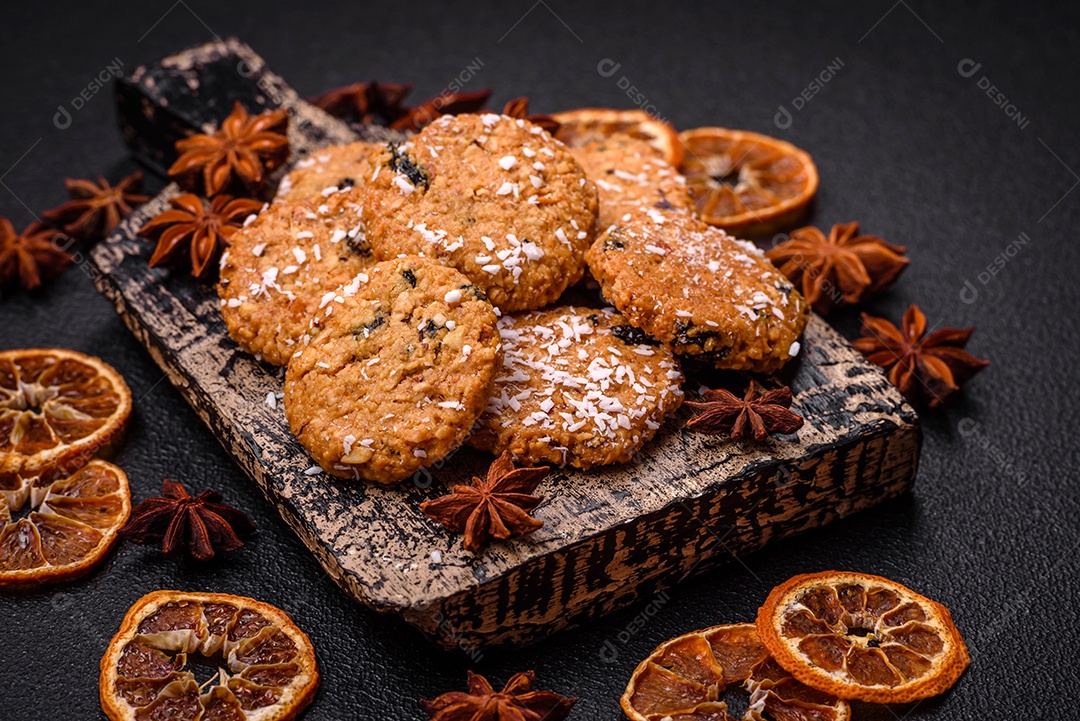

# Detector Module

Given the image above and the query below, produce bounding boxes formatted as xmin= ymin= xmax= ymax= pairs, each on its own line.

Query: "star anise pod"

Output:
xmin=766 ymin=221 xmax=909 ymax=315
xmin=502 ymin=96 xmax=561 ymax=135
xmin=41 ymin=172 xmax=149 ymax=241
xmin=390 ymin=88 xmax=493 ymax=132
xmin=0 ymin=217 xmax=74 ymax=291
xmin=119 ymin=479 xmax=256 ymax=561
xmin=420 ymin=451 xmax=548 ymax=553
xmin=169 ymin=101 xmax=289 ymax=197
xmin=138 ymin=193 xmax=263 ymax=279
xmin=853 ymin=304 xmax=989 ymax=408
xmin=311 ymin=80 xmax=414 ymax=124
xmin=421 ymin=670 xmax=576 ymax=721
xmin=686 ymin=381 xmax=805 ymax=441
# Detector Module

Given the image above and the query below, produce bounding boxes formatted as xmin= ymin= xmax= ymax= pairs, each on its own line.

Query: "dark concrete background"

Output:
xmin=1 ymin=1 xmax=1077 ymax=718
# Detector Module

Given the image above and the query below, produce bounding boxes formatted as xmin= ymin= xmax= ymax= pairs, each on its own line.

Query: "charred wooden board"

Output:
xmin=115 ymin=37 xmax=403 ymax=176
xmin=94 ymin=38 xmax=920 ymax=650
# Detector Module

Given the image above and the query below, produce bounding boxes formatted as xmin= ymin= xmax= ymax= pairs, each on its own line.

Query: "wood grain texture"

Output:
xmin=93 ymin=38 xmax=920 ymax=650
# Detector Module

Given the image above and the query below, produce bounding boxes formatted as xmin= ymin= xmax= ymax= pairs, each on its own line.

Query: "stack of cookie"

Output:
xmin=217 ymin=113 xmax=808 ymax=483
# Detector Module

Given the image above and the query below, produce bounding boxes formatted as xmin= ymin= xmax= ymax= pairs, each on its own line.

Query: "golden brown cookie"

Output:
xmin=284 ymin=256 xmax=501 ymax=484
xmin=586 ymin=208 xmax=808 ymax=373
xmin=218 ymin=192 xmax=375 ymax=366
xmin=360 ymin=113 xmax=599 ymax=311
xmin=275 ymin=141 xmax=374 ymax=202
xmin=569 ymin=134 xmax=695 ymax=229
xmin=468 ymin=306 xmax=684 ymax=469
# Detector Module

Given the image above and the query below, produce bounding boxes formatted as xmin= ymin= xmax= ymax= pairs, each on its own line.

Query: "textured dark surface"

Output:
xmin=0 ymin=1 xmax=1076 ymax=719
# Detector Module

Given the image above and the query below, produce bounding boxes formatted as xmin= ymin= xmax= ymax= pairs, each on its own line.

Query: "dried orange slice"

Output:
xmin=553 ymin=108 xmax=683 ymax=166
xmin=757 ymin=571 xmax=970 ymax=704
xmin=0 ymin=348 xmax=132 ymax=476
xmin=0 ymin=459 xmax=130 ymax=586
xmin=100 ymin=590 xmax=320 ymax=721
xmin=621 ymin=622 xmax=850 ymax=721
xmin=678 ymin=127 xmax=818 ymax=236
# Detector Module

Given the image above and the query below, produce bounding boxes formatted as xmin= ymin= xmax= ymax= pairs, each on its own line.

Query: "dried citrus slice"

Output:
xmin=100 ymin=590 xmax=319 ymax=721
xmin=553 ymin=108 xmax=683 ymax=166
xmin=621 ymin=622 xmax=850 ymax=721
xmin=0 ymin=348 xmax=132 ymax=476
xmin=0 ymin=459 xmax=130 ymax=586
xmin=678 ymin=128 xmax=818 ymax=236
xmin=757 ymin=571 xmax=970 ymax=703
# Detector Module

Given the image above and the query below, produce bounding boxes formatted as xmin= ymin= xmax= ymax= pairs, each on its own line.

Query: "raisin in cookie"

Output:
xmin=586 ymin=208 xmax=808 ymax=373
xmin=468 ymin=306 xmax=684 ymax=469
xmin=360 ymin=113 xmax=599 ymax=311
xmin=284 ymin=256 xmax=500 ymax=483
xmin=218 ymin=193 xmax=375 ymax=366
xmin=569 ymin=134 xmax=695 ymax=229
xmin=275 ymin=141 xmax=374 ymax=202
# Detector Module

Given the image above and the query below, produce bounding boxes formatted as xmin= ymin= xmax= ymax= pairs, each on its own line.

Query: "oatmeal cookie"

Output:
xmin=468 ymin=306 xmax=684 ymax=469
xmin=360 ymin=113 xmax=599 ymax=311
xmin=586 ymin=208 xmax=808 ymax=373
xmin=569 ymin=134 xmax=695 ymax=229
xmin=218 ymin=192 xmax=375 ymax=366
xmin=284 ymin=256 xmax=501 ymax=483
xmin=275 ymin=141 xmax=375 ymax=202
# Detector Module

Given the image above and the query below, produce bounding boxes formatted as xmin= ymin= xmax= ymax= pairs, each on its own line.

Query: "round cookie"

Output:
xmin=469 ymin=306 xmax=684 ymax=469
xmin=360 ymin=113 xmax=599 ymax=311
xmin=275 ymin=141 xmax=375 ymax=202
xmin=218 ymin=192 xmax=375 ymax=366
xmin=586 ymin=208 xmax=809 ymax=373
xmin=284 ymin=256 xmax=501 ymax=484
xmin=569 ymin=134 xmax=695 ymax=230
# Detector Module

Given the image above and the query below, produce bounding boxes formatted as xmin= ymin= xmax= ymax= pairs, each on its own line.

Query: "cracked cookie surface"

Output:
xmin=569 ymin=134 xmax=695 ymax=230
xmin=586 ymin=208 xmax=808 ymax=373
xmin=275 ymin=140 xmax=375 ymax=203
xmin=469 ymin=306 xmax=684 ymax=469
xmin=360 ymin=113 xmax=599 ymax=312
xmin=218 ymin=192 xmax=375 ymax=366
xmin=284 ymin=256 xmax=501 ymax=483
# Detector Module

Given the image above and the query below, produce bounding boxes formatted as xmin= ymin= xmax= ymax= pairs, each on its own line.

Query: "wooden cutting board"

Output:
xmin=91 ymin=38 xmax=920 ymax=650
